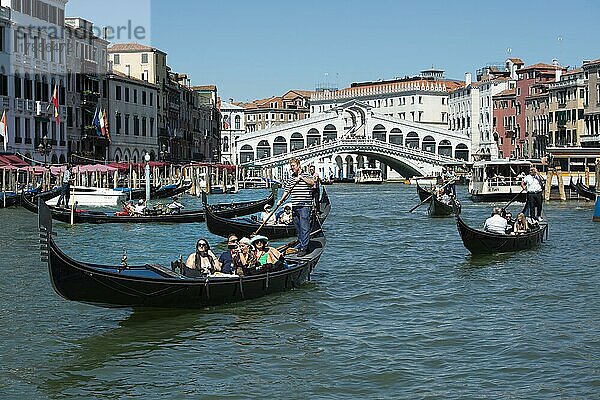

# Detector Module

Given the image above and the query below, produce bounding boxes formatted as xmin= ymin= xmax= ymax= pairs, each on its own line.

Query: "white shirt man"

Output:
xmin=483 ymin=208 xmax=508 ymax=234
xmin=523 ymin=173 xmax=543 ymax=193
xmin=260 ymin=206 xmax=276 ymax=225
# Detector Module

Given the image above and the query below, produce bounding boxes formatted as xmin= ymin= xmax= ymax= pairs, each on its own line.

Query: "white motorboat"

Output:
xmin=46 ymin=186 xmax=128 ymax=207
xmin=354 ymin=168 xmax=383 ymax=184
xmin=469 ymin=160 xmax=532 ymax=202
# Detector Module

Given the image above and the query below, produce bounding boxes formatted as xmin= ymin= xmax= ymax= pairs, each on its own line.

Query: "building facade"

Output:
xmin=219 ymin=99 xmax=245 ymax=164
xmin=242 ymin=90 xmax=312 ymax=133
xmin=582 ymin=59 xmax=600 ymax=147
xmin=105 ymin=70 xmax=158 ymax=162
xmin=492 ymin=88 xmax=517 ymax=158
xmin=547 ymin=68 xmax=586 ymax=148
xmin=1 ymin=0 xmax=68 ymax=164
xmin=311 ymin=70 xmax=462 ymax=128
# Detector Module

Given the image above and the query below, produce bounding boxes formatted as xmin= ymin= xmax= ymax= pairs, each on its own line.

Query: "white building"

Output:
xmin=105 ymin=70 xmax=158 ymax=162
xmin=1 ymin=0 xmax=68 ymax=164
xmin=219 ymin=99 xmax=244 ymax=164
xmin=448 ymin=65 xmax=516 ymax=160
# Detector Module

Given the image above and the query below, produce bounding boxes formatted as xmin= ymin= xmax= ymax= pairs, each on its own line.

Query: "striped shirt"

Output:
xmin=283 ymin=172 xmax=313 ymax=207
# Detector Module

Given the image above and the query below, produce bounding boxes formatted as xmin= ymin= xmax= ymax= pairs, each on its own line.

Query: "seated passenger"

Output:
xmin=218 ymin=233 xmax=239 ymax=275
xmin=232 ymin=237 xmax=258 ymax=276
xmin=134 ymin=199 xmax=147 ymax=216
xmin=260 ymin=204 xmax=277 ymax=225
xmin=504 ymin=211 xmax=514 ymax=234
xmin=513 ymin=213 xmax=529 ymax=235
xmin=278 ymin=205 xmax=293 ymax=225
xmin=250 ymin=235 xmax=285 ymax=273
xmin=483 ymin=207 xmax=508 ymax=234
xmin=117 ymin=201 xmax=136 ymax=216
xmin=167 ymin=196 xmax=184 ymax=214
xmin=184 ymin=238 xmax=221 ymax=276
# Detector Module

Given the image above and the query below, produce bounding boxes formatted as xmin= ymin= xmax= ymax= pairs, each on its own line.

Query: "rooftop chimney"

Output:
xmin=552 ymin=59 xmax=559 ymax=66
xmin=465 ymin=72 xmax=472 ymax=86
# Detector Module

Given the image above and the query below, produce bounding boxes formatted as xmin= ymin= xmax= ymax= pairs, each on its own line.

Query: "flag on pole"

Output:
xmin=1 ymin=110 xmax=7 ymax=152
xmin=99 ymin=108 xmax=105 ymax=136
xmin=50 ymin=85 xmax=60 ymax=124
xmin=102 ymin=108 xmax=111 ymax=142
xmin=92 ymin=106 xmax=101 ymax=136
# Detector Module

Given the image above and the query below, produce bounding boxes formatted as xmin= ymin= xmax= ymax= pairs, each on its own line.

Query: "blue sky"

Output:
xmin=68 ymin=0 xmax=599 ymax=103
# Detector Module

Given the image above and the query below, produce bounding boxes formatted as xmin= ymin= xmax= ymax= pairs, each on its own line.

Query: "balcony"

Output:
xmin=81 ymin=91 xmax=100 ymax=107
xmin=0 ymin=5 xmax=11 ymax=20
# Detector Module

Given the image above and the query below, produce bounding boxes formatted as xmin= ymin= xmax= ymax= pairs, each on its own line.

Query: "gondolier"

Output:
xmin=521 ymin=167 xmax=544 ymax=221
xmin=56 ymin=164 xmax=72 ymax=208
xmin=277 ymin=158 xmax=314 ymax=257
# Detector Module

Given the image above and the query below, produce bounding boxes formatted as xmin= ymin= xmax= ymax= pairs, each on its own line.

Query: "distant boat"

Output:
xmin=45 ymin=186 xmax=128 ymax=207
xmin=354 ymin=168 xmax=383 ymax=184
xmin=469 ymin=160 xmax=531 ymax=202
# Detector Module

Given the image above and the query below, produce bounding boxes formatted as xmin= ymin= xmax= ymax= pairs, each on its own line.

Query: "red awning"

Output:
xmin=0 ymin=155 xmax=29 ymax=167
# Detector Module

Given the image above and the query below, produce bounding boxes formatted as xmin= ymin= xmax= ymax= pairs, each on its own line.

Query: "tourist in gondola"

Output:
xmin=483 ymin=207 xmax=508 ymax=234
xmin=167 ymin=196 xmax=184 ymax=214
xmin=521 ymin=167 xmax=545 ymax=221
xmin=134 ymin=198 xmax=147 ymax=216
xmin=278 ymin=204 xmax=293 ymax=225
xmin=56 ymin=164 xmax=73 ymax=208
xmin=260 ymin=204 xmax=277 ymax=225
xmin=250 ymin=235 xmax=285 ymax=273
xmin=217 ymin=234 xmax=239 ymax=275
xmin=277 ymin=158 xmax=314 ymax=257
xmin=512 ymin=213 xmax=530 ymax=235
xmin=309 ymin=164 xmax=321 ymax=214
xmin=232 ymin=237 xmax=258 ymax=275
xmin=504 ymin=211 xmax=514 ymax=234
xmin=185 ymin=238 xmax=221 ymax=275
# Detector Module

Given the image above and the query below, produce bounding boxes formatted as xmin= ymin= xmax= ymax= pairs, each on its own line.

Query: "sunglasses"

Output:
xmin=197 ymin=243 xmax=208 ymax=247
xmin=228 ymin=239 xmax=238 ymax=243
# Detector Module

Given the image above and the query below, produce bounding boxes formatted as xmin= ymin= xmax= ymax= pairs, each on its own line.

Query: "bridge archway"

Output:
xmin=422 ymin=135 xmax=436 ymax=153
xmin=389 ymin=128 xmax=402 ymax=145
xmin=438 ymin=140 xmax=452 ymax=157
xmin=257 ymin=140 xmax=270 ymax=159
xmin=290 ymin=132 xmax=304 ymax=151
xmin=307 ymin=128 xmax=320 ymax=146
xmin=406 ymin=132 xmax=419 ymax=149
xmin=323 ymin=124 xmax=337 ymax=142
xmin=455 ymin=143 xmax=469 ymax=160
xmin=373 ymin=124 xmax=386 ymax=141
xmin=345 ymin=155 xmax=355 ymax=178
xmin=240 ymin=144 xmax=254 ymax=163
xmin=273 ymin=136 xmax=287 ymax=156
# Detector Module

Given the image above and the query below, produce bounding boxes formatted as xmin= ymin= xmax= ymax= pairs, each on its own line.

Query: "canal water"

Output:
xmin=1 ymin=184 xmax=599 ymax=398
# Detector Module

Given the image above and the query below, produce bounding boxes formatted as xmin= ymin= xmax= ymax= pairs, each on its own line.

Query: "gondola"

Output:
xmin=416 ymin=181 xmax=433 ymax=202
xmin=455 ymin=209 xmax=548 ymax=255
xmin=22 ymin=189 xmax=275 ymax=224
xmin=0 ymin=191 xmax=19 ymax=208
xmin=150 ymin=181 xmax=193 ymax=199
xmin=428 ymin=195 xmax=457 ymax=217
xmin=38 ymin=199 xmax=326 ymax=309
xmin=204 ymin=187 xmax=332 ymax=239
xmin=575 ymin=178 xmax=596 ymax=201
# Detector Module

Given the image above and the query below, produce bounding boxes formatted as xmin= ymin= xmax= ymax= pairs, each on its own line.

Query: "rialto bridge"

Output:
xmin=235 ymin=101 xmax=471 ymax=180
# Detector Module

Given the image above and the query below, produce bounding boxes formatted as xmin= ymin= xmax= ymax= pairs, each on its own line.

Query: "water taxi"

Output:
xmin=469 ymin=160 xmax=532 ymax=202
xmin=354 ymin=168 xmax=383 ymax=184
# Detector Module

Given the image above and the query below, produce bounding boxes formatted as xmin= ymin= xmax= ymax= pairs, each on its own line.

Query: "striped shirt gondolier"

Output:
xmin=283 ymin=172 xmax=313 ymax=207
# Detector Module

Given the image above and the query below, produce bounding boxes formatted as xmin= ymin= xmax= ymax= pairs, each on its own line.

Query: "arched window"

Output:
xmin=455 ymin=143 xmax=469 ymax=160
xmin=422 ymin=135 xmax=436 ymax=153
xmin=438 ymin=140 xmax=452 ymax=157
xmin=59 ymin=154 xmax=66 ymax=164
xmin=240 ymin=144 xmax=254 ymax=163
xmin=114 ymin=148 xmax=123 ymax=163
xmin=257 ymin=140 xmax=270 ymax=159
xmin=273 ymin=136 xmax=287 ymax=156
xmin=290 ymin=132 xmax=304 ymax=151
xmin=124 ymin=148 xmax=131 ymax=162
xmin=389 ymin=128 xmax=403 ymax=145
xmin=222 ymin=136 xmax=229 ymax=152
xmin=307 ymin=128 xmax=320 ymax=146
xmin=372 ymin=124 xmax=386 ymax=141
xmin=234 ymin=115 xmax=241 ymax=130
xmin=132 ymin=149 xmax=140 ymax=163
xmin=51 ymin=154 xmax=58 ymax=164
xmin=323 ymin=124 xmax=337 ymax=142
xmin=405 ymin=132 xmax=419 ymax=149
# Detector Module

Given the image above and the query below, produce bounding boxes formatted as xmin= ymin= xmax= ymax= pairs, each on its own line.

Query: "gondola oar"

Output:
xmin=409 ymin=178 xmax=457 ymax=212
xmin=501 ymin=188 xmax=524 ymax=212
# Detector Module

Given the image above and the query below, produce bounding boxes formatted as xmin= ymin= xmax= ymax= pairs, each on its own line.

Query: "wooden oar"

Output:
xmin=251 ymin=176 xmax=304 ymax=237
xmin=409 ymin=178 xmax=457 ymax=212
xmin=501 ymin=188 xmax=524 ymax=212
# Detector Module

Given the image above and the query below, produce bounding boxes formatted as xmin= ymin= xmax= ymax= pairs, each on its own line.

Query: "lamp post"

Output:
xmin=144 ymin=152 xmax=151 ymax=203
xmin=37 ymin=135 xmax=52 ymax=167
xmin=159 ymin=144 xmax=168 ymax=162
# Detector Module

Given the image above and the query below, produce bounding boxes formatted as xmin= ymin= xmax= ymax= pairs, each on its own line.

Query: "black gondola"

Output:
xmin=205 ymin=187 xmax=332 ymax=239
xmin=575 ymin=178 xmax=596 ymax=201
xmin=0 ymin=191 xmax=19 ymax=208
xmin=416 ymin=181 xmax=433 ymax=202
xmin=22 ymin=189 xmax=275 ymax=224
xmin=150 ymin=181 xmax=193 ymax=199
xmin=38 ymin=199 xmax=326 ymax=309
xmin=455 ymin=210 xmax=548 ymax=255
xmin=428 ymin=195 xmax=457 ymax=217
